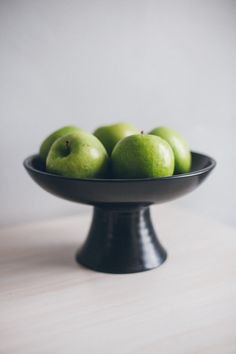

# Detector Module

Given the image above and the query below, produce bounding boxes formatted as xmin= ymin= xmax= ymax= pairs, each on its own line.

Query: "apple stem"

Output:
xmin=65 ymin=140 xmax=70 ymax=154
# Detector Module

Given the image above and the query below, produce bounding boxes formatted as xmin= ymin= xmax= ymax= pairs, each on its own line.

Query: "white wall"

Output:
xmin=0 ymin=0 xmax=235 ymax=227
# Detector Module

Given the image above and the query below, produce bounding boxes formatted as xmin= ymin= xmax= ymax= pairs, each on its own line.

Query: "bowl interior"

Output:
xmin=29 ymin=152 xmax=213 ymax=179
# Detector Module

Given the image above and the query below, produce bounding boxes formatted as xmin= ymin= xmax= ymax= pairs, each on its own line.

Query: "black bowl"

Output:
xmin=24 ymin=152 xmax=216 ymax=274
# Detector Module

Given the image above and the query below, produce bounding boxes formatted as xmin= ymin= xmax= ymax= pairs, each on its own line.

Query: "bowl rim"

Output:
xmin=23 ymin=151 xmax=216 ymax=183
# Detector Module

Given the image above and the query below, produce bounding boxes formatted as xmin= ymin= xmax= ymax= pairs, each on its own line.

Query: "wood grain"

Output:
xmin=0 ymin=205 xmax=235 ymax=354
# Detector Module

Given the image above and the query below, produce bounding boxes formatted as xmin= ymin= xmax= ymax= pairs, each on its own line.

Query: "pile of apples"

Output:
xmin=39 ymin=123 xmax=191 ymax=179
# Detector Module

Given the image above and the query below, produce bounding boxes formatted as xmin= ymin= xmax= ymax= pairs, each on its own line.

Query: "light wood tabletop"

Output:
xmin=0 ymin=205 xmax=235 ymax=354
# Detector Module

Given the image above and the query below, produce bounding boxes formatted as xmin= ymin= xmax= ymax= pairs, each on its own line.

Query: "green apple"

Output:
xmin=149 ymin=127 xmax=191 ymax=173
xmin=111 ymin=133 xmax=174 ymax=178
xmin=46 ymin=131 xmax=109 ymax=178
xmin=94 ymin=122 xmax=139 ymax=155
xmin=40 ymin=126 xmax=82 ymax=162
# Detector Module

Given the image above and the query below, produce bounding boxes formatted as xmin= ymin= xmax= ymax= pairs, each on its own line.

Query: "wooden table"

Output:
xmin=0 ymin=205 xmax=235 ymax=354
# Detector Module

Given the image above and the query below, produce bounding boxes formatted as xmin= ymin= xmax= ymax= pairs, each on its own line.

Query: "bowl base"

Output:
xmin=76 ymin=205 xmax=167 ymax=274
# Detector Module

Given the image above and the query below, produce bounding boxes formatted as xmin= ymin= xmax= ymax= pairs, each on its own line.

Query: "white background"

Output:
xmin=0 ymin=0 xmax=235 ymax=227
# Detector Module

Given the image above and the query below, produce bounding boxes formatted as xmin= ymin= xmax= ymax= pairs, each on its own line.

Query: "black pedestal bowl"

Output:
xmin=24 ymin=152 xmax=216 ymax=274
